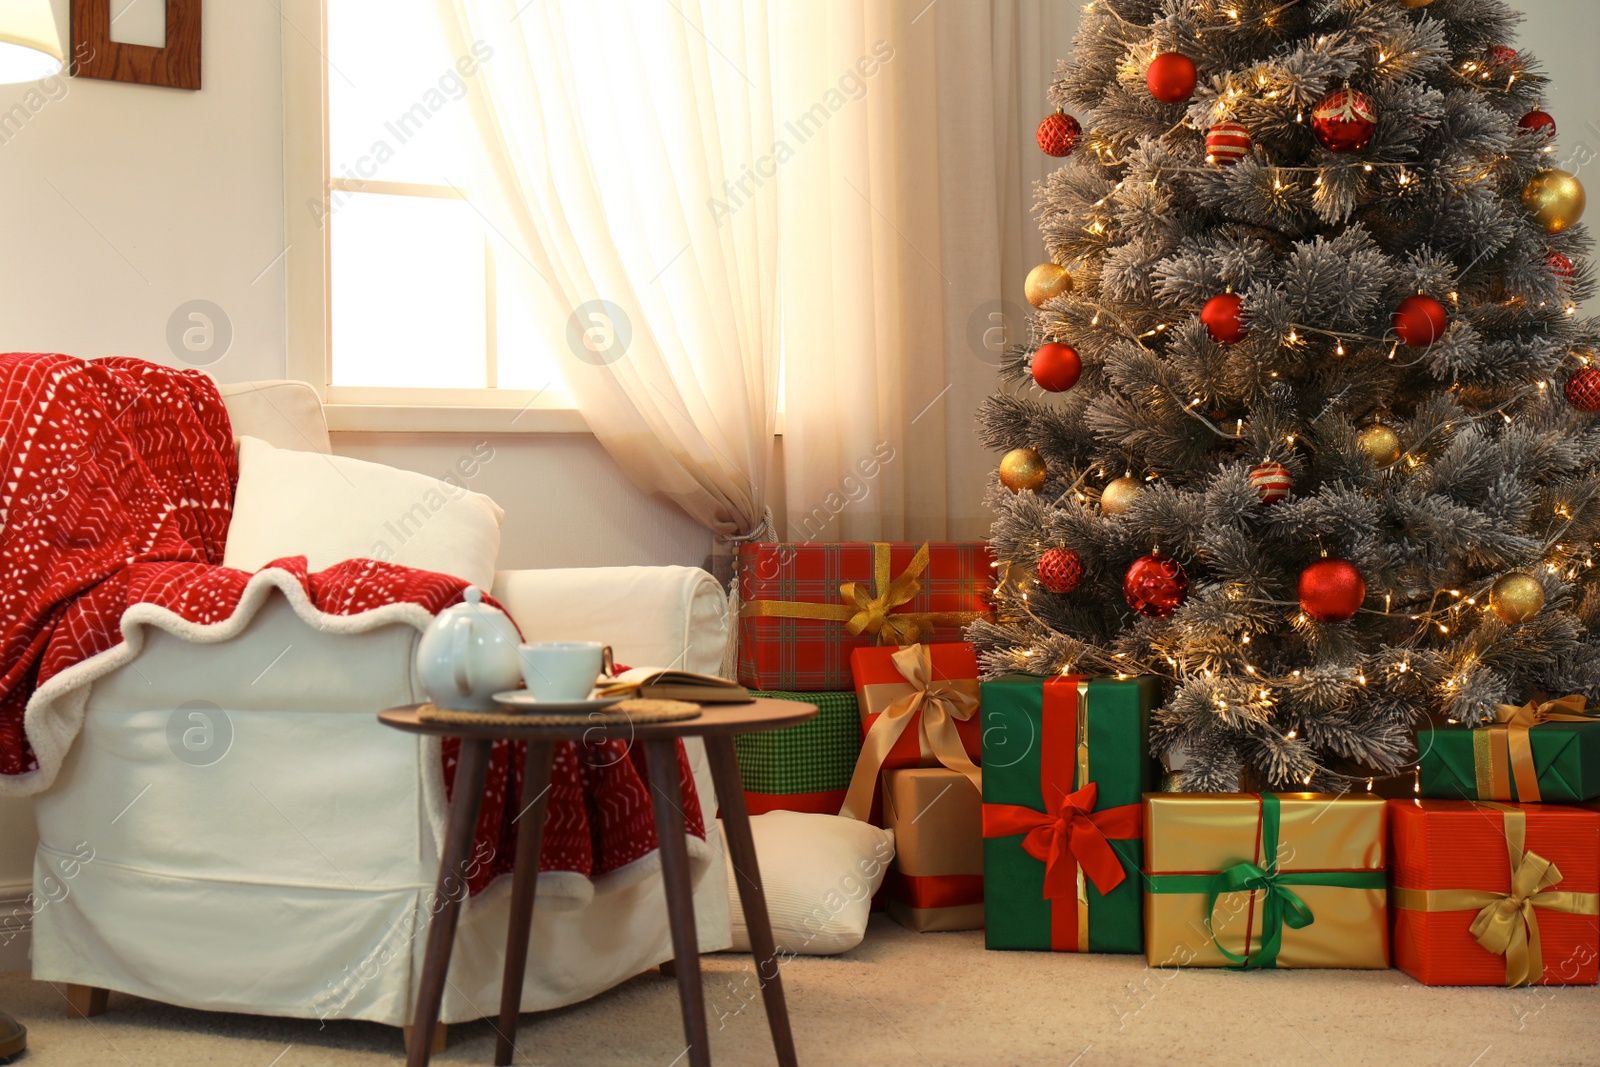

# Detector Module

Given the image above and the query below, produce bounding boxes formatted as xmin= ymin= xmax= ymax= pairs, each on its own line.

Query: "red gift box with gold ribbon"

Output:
xmin=735 ymin=541 xmax=993 ymax=692
xmin=1390 ymin=799 xmax=1600 ymax=986
xmin=840 ymin=642 xmax=982 ymax=824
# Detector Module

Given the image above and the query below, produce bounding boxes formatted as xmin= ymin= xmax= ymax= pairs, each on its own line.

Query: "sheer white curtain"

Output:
xmin=431 ymin=0 xmax=781 ymax=571
xmin=772 ymin=0 xmax=1076 ymax=542
xmin=432 ymin=0 xmax=1076 ymax=555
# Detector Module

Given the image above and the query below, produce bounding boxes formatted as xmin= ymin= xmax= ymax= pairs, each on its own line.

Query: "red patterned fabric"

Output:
xmin=0 ymin=353 xmax=704 ymax=894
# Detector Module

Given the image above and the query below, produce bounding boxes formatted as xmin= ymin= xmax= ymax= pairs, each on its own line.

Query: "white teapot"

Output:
xmin=416 ymin=586 xmax=522 ymax=711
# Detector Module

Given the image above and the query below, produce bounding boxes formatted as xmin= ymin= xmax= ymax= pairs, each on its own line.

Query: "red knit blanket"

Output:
xmin=0 ymin=353 xmax=703 ymax=894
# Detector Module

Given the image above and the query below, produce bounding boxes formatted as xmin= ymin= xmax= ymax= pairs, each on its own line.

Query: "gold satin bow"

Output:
xmin=839 ymin=643 xmax=982 ymax=821
xmin=841 ymin=542 xmax=931 ymax=643
xmin=1487 ymin=696 xmax=1595 ymax=802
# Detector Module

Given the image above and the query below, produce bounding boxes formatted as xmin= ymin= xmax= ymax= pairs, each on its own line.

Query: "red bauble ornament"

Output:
xmin=1486 ymin=46 xmax=1519 ymax=68
xmin=1037 ymin=111 xmax=1082 ymax=157
xmin=1298 ymin=559 xmax=1365 ymax=622
xmin=1031 ymin=343 xmax=1083 ymax=392
xmin=1037 ymin=548 xmax=1084 ymax=594
xmin=1146 ymin=52 xmax=1197 ymax=105
xmin=1311 ymin=88 xmax=1377 ymax=153
xmin=1123 ymin=553 xmax=1189 ymax=618
xmin=1201 ymin=292 xmax=1248 ymax=344
xmin=1565 ymin=368 xmax=1600 ymax=412
xmin=1393 ymin=294 xmax=1449 ymax=347
xmin=1519 ymin=109 xmax=1557 ymax=137
xmin=1206 ymin=121 xmax=1252 ymax=165
xmin=1549 ymin=251 xmax=1576 ymax=281
xmin=1248 ymin=461 xmax=1293 ymax=504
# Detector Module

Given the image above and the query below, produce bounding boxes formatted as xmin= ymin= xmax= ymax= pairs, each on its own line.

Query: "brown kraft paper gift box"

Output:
xmin=882 ymin=767 xmax=984 ymax=931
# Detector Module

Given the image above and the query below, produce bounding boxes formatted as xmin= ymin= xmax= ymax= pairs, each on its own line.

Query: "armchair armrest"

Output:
xmin=491 ymin=566 xmax=728 ymax=677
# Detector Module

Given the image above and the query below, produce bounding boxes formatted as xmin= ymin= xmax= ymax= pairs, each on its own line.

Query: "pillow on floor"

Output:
xmin=722 ymin=811 xmax=895 ymax=956
xmin=223 ymin=435 xmax=505 ymax=589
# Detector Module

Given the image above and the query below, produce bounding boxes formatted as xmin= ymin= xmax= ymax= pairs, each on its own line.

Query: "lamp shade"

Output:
xmin=0 ymin=0 xmax=62 ymax=83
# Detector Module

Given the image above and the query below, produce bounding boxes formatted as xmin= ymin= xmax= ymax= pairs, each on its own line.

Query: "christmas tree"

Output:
xmin=974 ymin=0 xmax=1598 ymax=792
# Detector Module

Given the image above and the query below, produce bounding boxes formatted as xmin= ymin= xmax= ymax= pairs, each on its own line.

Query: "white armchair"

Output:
xmin=25 ymin=381 xmax=732 ymax=1049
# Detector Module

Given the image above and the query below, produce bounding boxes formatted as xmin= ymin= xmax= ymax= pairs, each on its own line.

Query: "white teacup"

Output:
xmin=518 ymin=641 xmax=611 ymax=701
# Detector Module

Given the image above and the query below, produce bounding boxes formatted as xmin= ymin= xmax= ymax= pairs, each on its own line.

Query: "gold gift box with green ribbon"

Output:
xmin=1143 ymin=793 xmax=1389 ymax=969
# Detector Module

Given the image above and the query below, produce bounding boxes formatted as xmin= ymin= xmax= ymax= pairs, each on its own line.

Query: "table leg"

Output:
xmin=407 ymin=737 xmax=492 ymax=1067
xmin=494 ymin=740 xmax=556 ymax=1067
xmin=704 ymin=736 xmax=798 ymax=1067
xmin=644 ymin=739 xmax=711 ymax=1067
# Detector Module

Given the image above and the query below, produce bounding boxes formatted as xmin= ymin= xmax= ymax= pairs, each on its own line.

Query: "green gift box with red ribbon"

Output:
xmin=980 ymin=673 xmax=1157 ymax=952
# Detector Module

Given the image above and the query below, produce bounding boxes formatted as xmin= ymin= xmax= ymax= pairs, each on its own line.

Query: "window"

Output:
xmin=284 ymin=0 xmax=578 ymax=432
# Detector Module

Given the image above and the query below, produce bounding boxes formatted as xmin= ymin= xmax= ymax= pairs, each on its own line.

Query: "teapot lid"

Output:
xmin=463 ymin=586 xmax=483 ymax=606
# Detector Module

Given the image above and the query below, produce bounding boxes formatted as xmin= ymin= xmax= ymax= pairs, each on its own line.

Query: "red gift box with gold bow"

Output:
xmin=735 ymin=541 xmax=993 ymax=692
xmin=840 ymin=642 xmax=983 ymax=824
xmin=1391 ymin=799 xmax=1600 ymax=986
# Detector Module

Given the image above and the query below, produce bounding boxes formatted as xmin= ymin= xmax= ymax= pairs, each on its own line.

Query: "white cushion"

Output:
xmin=223 ymin=436 xmax=505 ymax=588
xmin=722 ymin=811 xmax=894 ymax=956
xmin=216 ymin=380 xmax=331 ymax=454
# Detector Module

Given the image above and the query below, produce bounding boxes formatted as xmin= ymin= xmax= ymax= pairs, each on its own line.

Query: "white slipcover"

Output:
xmin=32 ymin=566 xmax=732 ymax=1026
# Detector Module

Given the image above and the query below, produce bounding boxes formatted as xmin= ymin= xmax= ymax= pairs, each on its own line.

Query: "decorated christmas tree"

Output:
xmin=974 ymin=0 xmax=1598 ymax=792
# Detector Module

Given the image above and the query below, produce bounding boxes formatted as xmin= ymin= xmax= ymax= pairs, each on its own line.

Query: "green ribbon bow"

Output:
xmin=1147 ymin=794 xmax=1386 ymax=970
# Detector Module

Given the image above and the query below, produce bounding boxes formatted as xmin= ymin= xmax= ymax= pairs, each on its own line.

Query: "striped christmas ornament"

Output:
xmin=1549 ymin=250 xmax=1576 ymax=281
xmin=1205 ymin=121 xmax=1251 ymax=165
xmin=1248 ymin=461 xmax=1293 ymax=504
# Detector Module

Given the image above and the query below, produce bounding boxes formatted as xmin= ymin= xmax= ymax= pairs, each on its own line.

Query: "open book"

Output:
xmin=596 ymin=667 xmax=753 ymax=704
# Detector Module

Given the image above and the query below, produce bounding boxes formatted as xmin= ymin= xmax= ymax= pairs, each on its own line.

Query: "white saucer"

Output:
xmin=491 ymin=692 xmax=627 ymax=714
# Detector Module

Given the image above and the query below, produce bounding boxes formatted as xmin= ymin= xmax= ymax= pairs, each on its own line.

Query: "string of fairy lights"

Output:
xmin=996 ymin=0 xmax=1594 ymax=790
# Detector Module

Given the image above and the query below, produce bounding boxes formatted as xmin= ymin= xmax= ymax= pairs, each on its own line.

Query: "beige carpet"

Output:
xmin=4 ymin=916 xmax=1600 ymax=1066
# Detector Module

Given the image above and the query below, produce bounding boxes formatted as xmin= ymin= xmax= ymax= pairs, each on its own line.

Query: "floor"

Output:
xmin=4 ymin=916 xmax=1600 ymax=1066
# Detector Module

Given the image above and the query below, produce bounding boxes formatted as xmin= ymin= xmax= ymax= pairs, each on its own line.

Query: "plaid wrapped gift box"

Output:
xmin=733 ymin=691 xmax=862 ymax=815
xmin=735 ymin=541 xmax=993 ymax=692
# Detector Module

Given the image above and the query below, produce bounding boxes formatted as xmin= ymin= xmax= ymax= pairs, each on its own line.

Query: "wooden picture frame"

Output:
xmin=71 ymin=0 xmax=200 ymax=90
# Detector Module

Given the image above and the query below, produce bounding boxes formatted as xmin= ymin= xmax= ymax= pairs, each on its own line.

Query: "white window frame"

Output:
xmin=281 ymin=0 xmax=584 ymax=433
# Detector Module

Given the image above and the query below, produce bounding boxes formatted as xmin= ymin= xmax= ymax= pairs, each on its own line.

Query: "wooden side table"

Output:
xmin=380 ymin=697 xmax=817 ymax=1067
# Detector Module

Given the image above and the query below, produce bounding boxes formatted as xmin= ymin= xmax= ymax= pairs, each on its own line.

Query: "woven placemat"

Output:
xmin=417 ymin=698 xmax=702 ymax=728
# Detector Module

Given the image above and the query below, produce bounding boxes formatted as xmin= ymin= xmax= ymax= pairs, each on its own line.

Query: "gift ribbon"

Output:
xmin=1475 ymin=696 xmax=1598 ymax=802
xmin=838 ymin=644 xmax=981 ymax=821
xmin=887 ymin=872 xmax=984 ymax=910
xmin=1391 ymin=803 xmax=1600 ymax=987
xmin=1145 ymin=794 xmax=1387 ymax=970
xmin=739 ymin=541 xmax=989 ymax=645
xmin=982 ymin=782 xmax=1140 ymax=900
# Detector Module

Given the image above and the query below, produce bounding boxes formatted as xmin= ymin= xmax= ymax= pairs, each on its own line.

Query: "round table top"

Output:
xmin=378 ymin=696 xmax=818 ymax=742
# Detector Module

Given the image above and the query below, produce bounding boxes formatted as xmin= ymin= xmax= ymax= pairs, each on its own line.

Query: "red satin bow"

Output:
xmin=981 ymin=782 xmax=1141 ymax=899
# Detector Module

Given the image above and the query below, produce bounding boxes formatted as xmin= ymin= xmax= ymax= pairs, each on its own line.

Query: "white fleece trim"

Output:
xmin=5 ymin=564 xmax=714 ymax=902
xmin=2 ymin=565 xmax=440 ymax=798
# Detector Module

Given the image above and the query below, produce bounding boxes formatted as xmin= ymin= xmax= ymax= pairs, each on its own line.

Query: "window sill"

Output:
xmin=324 ymin=403 xmax=590 ymax=434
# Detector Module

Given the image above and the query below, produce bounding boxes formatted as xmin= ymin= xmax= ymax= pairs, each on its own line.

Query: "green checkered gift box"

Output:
xmin=734 ymin=692 xmax=862 ymax=815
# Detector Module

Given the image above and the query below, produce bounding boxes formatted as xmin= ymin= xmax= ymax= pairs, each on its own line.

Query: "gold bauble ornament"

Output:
xmin=1400 ymin=0 xmax=1433 ymax=7
xmin=1357 ymin=424 xmax=1402 ymax=467
xmin=1100 ymin=476 xmax=1142 ymax=515
xmin=1489 ymin=572 xmax=1545 ymax=624
xmin=1522 ymin=169 xmax=1586 ymax=234
xmin=1025 ymin=262 xmax=1075 ymax=308
xmin=999 ymin=447 xmax=1048 ymax=493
